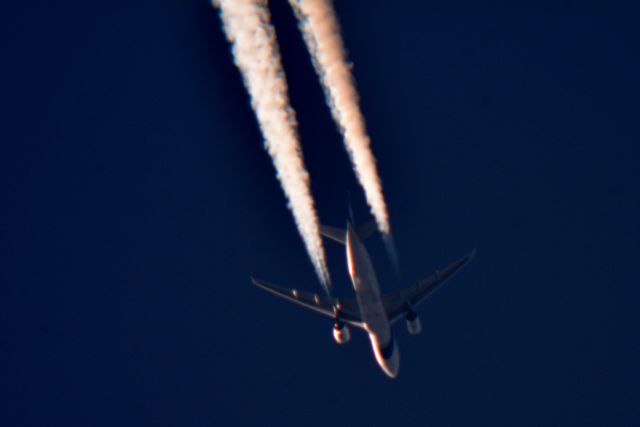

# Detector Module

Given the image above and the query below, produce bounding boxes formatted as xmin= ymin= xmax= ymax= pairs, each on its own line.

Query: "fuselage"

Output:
xmin=346 ymin=222 xmax=399 ymax=378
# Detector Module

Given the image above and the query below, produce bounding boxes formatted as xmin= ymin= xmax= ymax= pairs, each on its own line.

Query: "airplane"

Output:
xmin=251 ymin=212 xmax=476 ymax=378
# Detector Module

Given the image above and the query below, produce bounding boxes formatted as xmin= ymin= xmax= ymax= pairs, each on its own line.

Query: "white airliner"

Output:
xmin=251 ymin=215 xmax=476 ymax=378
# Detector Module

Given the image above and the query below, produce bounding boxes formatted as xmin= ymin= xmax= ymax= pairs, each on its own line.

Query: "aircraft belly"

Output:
xmin=354 ymin=281 xmax=390 ymax=343
xmin=348 ymin=234 xmax=391 ymax=342
xmin=347 ymin=224 xmax=392 ymax=347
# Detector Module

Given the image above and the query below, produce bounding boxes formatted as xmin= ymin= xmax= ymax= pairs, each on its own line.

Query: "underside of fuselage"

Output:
xmin=346 ymin=222 xmax=400 ymax=378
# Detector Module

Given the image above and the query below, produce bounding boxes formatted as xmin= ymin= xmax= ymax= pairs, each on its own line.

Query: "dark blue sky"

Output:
xmin=2 ymin=1 xmax=639 ymax=426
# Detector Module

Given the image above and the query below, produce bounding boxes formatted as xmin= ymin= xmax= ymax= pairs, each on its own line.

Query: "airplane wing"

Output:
xmin=382 ymin=249 xmax=477 ymax=324
xmin=251 ymin=277 xmax=365 ymax=328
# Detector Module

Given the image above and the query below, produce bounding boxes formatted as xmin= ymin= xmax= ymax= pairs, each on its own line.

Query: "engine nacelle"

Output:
xmin=332 ymin=322 xmax=351 ymax=344
xmin=405 ymin=311 xmax=422 ymax=335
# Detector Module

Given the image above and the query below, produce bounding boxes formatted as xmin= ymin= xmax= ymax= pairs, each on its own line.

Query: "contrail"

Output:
xmin=289 ymin=0 xmax=399 ymax=271
xmin=214 ymin=0 xmax=332 ymax=291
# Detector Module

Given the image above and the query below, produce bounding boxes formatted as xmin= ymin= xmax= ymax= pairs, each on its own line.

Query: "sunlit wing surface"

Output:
xmin=382 ymin=249 xmax=477 ymax=324
xmin=250 ymin=277 xmax=364 ymax=328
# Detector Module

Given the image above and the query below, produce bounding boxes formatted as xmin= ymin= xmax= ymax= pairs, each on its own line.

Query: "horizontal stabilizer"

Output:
xmin=356 ymin=220 xmax=378 ymax=241
xmin=320 ymin=225 xmax=345 ymax=244
xmin=320 ymin=220 xmax=378 ymax=245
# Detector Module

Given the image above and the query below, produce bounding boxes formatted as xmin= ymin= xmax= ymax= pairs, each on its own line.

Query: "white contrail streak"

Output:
xmin=214 ymin=0 xmax=331 ymax=291
xmin=289 ymin=0 xmax=391 ymax=240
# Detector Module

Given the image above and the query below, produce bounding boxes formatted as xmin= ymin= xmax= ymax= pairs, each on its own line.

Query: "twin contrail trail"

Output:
xmin=214 ymin=0 xmax=331 ymax=291
xmin=288 ymin=0 xmax=392 ymax=241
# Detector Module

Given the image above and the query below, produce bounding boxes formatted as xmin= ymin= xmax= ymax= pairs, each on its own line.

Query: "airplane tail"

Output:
xmin=347 ymin=198 xmax=355 ymax=226
xmin=320 ymin=220 xmax=378 ymax=245
xmin=321 ymin=195 xmax=378 ymax=244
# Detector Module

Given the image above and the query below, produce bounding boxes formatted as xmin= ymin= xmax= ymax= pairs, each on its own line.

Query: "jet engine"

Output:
xmin=405 ymin=311 xmax=422 ymax=335
xmin=332 ymin=321 xmax=351 ymax=344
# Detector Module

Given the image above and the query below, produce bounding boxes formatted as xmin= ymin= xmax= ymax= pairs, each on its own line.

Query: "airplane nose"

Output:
xmin=370 ymin=332 xmax=400 ymax=378
xmin=380 ymin=341 xmax=400 ymax=378
xmin=385 ymin=352 xmax=400 ymax=378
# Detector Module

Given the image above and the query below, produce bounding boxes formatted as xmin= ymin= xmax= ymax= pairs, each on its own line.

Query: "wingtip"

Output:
xmin=469 ymin=248 xmax=478 ymax=259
